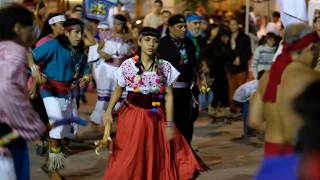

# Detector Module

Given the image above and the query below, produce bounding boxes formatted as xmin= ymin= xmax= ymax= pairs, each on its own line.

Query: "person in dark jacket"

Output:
xmin=203 ymin=27 xmax=234 ymax=117
xmin=227 ymin=19 xmax=252 ymax=113
xmin=158 ymin=14 xmax=197 ymax=143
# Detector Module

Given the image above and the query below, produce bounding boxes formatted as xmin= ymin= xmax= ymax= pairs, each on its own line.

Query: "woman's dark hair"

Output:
xmin=294 ymin=80 xmax=320 ymax=153
xmin=139 ymin=27 xmax=160 ymax=39
xmin=38 ymin=12 xmax=64 ymax=41
xmin=114 ymin=14 xmax=129 ymax=33
xmin=214 ymin=26 xmax=231 ymax=45
xmin=0 ymin=4 xmax=33 ymax=41
xmin=56 ymin=18 xmax=84 ymax=52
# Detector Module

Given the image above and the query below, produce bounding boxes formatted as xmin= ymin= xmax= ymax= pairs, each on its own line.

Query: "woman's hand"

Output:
xmin=165 ymin=126 xmax=175 ymax=141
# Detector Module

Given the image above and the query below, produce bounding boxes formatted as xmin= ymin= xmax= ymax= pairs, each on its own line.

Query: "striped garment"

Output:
xmin=0 ymin=41 xmax=46 ymax=141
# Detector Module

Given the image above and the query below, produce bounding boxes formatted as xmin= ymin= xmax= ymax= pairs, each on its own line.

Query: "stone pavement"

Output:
xmin=30 ymin=93 xmax=264 ymax=180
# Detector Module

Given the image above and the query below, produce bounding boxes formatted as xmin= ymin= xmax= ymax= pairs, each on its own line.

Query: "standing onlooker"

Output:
xmin=186 ymin=14 xmax=206 ymax=63
xmin=143 ymin=0 xmax=163 ymax=28
xmin=33 ymin=1 xmax=47 ymax=39
xmin=158 ymin=15 xmax=197 ymax=143
xmin=203 ymin=27 xmax=232 ymax=118
xmin=251 ymin=33 xmax=277 ymax=79
xmin=266 ymin=11 xmax=282 ymax=35
xmin=0 ymin=4 xmax=46 ymax=180
xmin=227 ymin=19 xmax=252 ymax=113
xmin=107 ymin=1 xmax=125 ymax=28
xmin=157 ymin=10 xmax=171 ymax=37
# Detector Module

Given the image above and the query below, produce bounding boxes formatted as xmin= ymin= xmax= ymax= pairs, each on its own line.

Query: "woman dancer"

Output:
xmin=88 ymin=14 xmax=135 ymax=126
xmin=100 ymin=27 xmax=207 ymax=179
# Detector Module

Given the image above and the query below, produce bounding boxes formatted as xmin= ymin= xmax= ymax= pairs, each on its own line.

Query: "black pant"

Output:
xmin=211 ymin=77 xmax=229 ymax=108
xmin=173 ymin=88 xmax=193 ymax=143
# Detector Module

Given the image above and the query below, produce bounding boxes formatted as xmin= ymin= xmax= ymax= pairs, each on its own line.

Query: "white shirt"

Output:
xmin=233 ymin=80 xmax=259 ymax=103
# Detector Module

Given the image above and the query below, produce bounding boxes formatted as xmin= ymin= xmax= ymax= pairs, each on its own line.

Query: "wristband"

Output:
xmin=166 ymin=121 xmax=174 ymax=128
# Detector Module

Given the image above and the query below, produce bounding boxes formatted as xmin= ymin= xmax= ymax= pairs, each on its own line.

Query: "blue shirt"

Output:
xmin=32 ymin=39 xmax=90 ymax=98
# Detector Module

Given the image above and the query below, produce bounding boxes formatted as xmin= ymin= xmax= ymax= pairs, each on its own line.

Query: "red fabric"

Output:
xmin=104 ymin=103 xmax=208 ymax=180
xmin=300 ymin=151 xmax=320 ymax=180
xmin=40 ymin=79 xmax=71 ymax=95
xmin=264 ymin=141 xmax=294 ymax=158
xmin=263 ymin=32 xmax=320 ymax=102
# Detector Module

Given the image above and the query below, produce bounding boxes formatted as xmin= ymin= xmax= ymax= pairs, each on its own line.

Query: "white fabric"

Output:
xmin=88 ymin=37 xmax=133 ymax=124
xmin=266 ymin=21 xmax=282 ymax=35
xmin=87 ymin=39 xmax=133 ymax=98
xmin=115 ymin=58 xmax=180 ymax=94
xmin=43 ymin=97 xmax=78 ymax=139
xmin=97 ymin=23 xmax=109 ymax=29
xmin=0 ymin=155 xmax=17 ymax=180
xmin=233 ymin=80 xmax=259 ymax=103
xmin=90 ymin=100 xmax=106 ymax=124
xmin=279 ymin=0 xmax=308 ymax=27
xmin=48 ymin=15 xmax=66 ymax=25
xmin=272 ymin=42 xmax=283 ymax=62
xmin=308 ymin=0 xmax=320 ymax=25
xmin=90 ymin=100 xmax=122 ymax=124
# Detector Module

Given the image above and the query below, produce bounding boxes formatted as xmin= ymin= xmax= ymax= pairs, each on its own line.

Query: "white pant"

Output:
xmin=90 ymin=100 xmax=122 ymax=125
xmin=43 ymin=97 xmax=78 ymax=139
xmin=0 ymin=155 xmax=17 ymax=180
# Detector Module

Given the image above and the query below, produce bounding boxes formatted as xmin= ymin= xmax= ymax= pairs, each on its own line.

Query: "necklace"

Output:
xmin=141 ymin=60 xmax=155 ymax=72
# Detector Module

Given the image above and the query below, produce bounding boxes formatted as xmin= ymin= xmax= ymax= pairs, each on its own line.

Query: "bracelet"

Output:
xmin=30 ymin=64 xmax=39 ymax=72
xmin=166 ymin=121 xmax=174 ymax=128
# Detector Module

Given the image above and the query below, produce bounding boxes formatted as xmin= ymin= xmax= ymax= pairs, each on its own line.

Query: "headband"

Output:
xmin=64 ymin=24 xmax=83 ymax=32
xmin=97 ymin=23 xmax=109 ymax=29
xmin=48 ymin=15 xmax=66 ymax=25
xmin=186 ymin=15 xmax=202 ymax=22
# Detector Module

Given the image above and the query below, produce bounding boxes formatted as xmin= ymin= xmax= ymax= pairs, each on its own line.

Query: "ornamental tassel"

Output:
xmin=47 ymin=152 xmax=65 ymax=171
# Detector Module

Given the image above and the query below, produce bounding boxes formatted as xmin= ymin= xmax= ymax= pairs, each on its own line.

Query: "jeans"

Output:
xmin=199 ymin=91 xmax=214 ymax=111
xmin=239 ymin=101 xmax=253 ymax=137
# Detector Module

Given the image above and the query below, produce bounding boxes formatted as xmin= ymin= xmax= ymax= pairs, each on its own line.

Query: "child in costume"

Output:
xmin=98 ymin=27 xmax=208 ymax=180
xmin=30 ymin=18 xmax=91 ymax=180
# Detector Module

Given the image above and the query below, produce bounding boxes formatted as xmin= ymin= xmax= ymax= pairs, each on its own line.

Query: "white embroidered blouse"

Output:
xmin=115 ymin=58 xmax=180 ymax=94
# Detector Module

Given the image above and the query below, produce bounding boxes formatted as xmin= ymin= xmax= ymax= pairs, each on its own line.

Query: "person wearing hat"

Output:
xmin=88 ymin=14 xmax=135 ymax=127
xmin=30 ymin=18 xmax=91 ymax=180
xmin=158 ymin=14 xmax=198 ymax=143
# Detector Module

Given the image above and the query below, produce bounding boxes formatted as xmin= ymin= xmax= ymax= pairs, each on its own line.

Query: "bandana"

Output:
xmin=186 ymin=15 xmax=202 ymax=22
xmin=97 ymin=23 xmax=109 ymax=29
xmin=263 ymin=32 xmax=319 ymax=102
xmin=64 ymin=24 xmax=83 ymax=32
xmin=48 ymin=15 xmax=66 ymax=25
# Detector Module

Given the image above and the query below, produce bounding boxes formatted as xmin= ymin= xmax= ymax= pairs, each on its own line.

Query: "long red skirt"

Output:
xmin=104 ymin=103 xmax=207 ymax=180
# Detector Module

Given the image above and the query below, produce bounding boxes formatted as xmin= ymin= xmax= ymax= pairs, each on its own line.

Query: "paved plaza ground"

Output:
xmin=30 ymin=93 xmax=264 ymax=180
